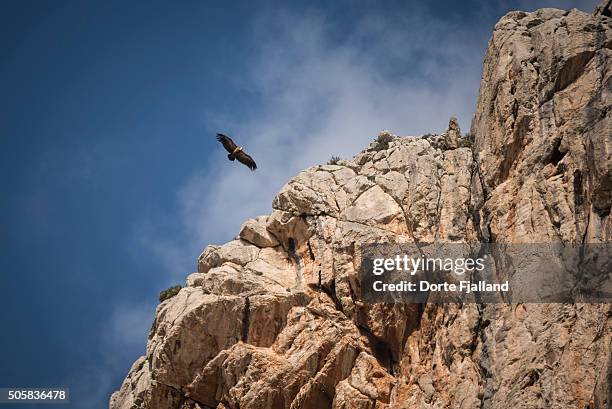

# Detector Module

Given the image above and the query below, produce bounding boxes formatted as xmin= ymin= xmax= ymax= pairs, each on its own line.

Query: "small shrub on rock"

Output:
xmin=159 ymin=285 xmax=182 ymax=302
xmin=373 ymin=130 xmax=394 ymax=151
xmin=461 ymin=132 xmax=475 ymax=148
xmin=327 ymin=155 xmax=342 ymax=165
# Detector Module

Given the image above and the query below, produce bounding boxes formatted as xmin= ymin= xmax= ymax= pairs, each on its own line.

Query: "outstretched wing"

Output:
xmin=235 ymin=150 xmax=257 ymax=171
xmin=216 ymin=133 xmax=238 ymax=153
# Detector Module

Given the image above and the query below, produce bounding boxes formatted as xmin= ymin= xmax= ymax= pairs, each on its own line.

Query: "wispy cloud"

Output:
xmin=70 ymin=302 xmax=155 ymax=409
xmin=135 ymin=0 xmax=599 ymax=277
xmin=107 ymin=302 xmax=154 ymax=348
xmin=134 ymin=6 xmax=486 ymax=276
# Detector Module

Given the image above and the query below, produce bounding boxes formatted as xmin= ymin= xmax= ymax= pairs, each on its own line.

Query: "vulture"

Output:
xmin=215 ymin=133 xmax=257 ymax=171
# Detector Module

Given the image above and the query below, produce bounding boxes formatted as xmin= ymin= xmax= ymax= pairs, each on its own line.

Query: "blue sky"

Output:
xmin=0 ymin=1 xmax=599 ymax=408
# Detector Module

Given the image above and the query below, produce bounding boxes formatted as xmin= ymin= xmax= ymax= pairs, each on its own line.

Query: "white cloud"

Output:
xmin=116 ymin=0 xmax=600 ymax=402
xmin=134 ymin=6 xmax=487 ymax=277
xmin=68 ymin=302 xmax=155 ymax=409
xmin=107 ymin=302 xmax=155 ymax=348
xmin=134 ymin=1 xmax=601 ymax=278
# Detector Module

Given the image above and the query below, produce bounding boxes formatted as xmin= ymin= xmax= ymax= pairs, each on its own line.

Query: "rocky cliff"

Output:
xmin=111 ymin=3 xmax=611 ymax=409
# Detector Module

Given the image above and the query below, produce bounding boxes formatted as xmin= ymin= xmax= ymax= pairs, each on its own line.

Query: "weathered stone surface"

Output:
xmin=472 ymin=3 xmax=612 ymax=243
xmin=198 ymin=240 xmax=261 ymax=274
xmin=594 ymin=0 xmax=611 ymax=17
xmin=443 ymin=116 xmax=461 ymax=149
xmin=109 ymin=356 xmax=203 ymax=409
xmin=332 ymin=352 xmax=394 ymax=409
xmin=111 ymin=2 xmax=611 ymax=409
xmin=341 ymin=185 xmax=404 ymax=228
xmin=239 ymin=216 xmax=280 ymax=248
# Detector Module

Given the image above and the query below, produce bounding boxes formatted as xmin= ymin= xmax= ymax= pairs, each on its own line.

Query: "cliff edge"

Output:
xmin=111 ymin=3 xmax=611 ymax=408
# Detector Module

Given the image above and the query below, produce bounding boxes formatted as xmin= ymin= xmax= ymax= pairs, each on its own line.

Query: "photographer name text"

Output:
xmin=370 ymin=255 xmax=508 ymax=294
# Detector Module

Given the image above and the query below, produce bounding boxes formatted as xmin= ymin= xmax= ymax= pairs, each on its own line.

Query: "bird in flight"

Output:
xmin=215 ymin=133 xmax=257 ymax=171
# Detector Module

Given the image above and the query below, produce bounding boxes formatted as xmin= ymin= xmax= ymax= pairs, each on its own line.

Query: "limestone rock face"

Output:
xmin=595 ymin=0 xmax=611 ymax=17
xmin=472 ymin=3 xmax=612 ymax=243
xmin=239 ymin=216 xmax=280 ymax=248
xmin=443 ymin=116 xmax=461 ymax=149
xmin=111 ymin=2 xmax=611 ymax=409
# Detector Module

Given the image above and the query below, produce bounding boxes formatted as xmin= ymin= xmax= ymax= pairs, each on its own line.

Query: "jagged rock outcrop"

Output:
xmin=111 ymin=3 xmax=611 ymax=409
xmin=473 ymin=4 xmax=612 ymax=244
xmin=595 ymin=0 xmax=611 ymax=17
xmin=443 ymin=117 xmax=461 ymax=150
